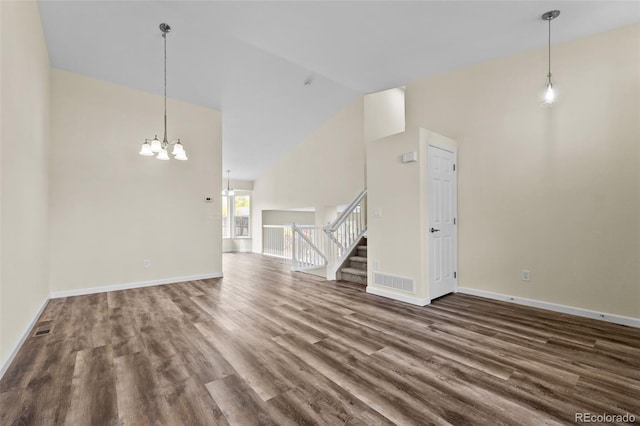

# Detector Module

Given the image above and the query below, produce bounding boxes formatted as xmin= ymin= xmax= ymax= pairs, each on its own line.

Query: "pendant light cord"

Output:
xmin=163 ymin=30 xmax=168 ymax=144
xmin=547 ymin=16 xmax=552 ymax=83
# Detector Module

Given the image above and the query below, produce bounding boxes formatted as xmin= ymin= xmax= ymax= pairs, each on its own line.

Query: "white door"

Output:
xmin=428 ymin=145 xmax=457 ymax=300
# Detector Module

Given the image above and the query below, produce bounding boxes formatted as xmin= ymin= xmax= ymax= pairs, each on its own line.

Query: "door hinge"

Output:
xmin=453 ymin=164 xmax=456 ymax=171
xmin=454 ymin=271 xmax=457 ymax=279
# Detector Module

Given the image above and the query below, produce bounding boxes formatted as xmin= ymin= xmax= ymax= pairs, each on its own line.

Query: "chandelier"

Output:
xmin=139 ymin=23 xmax=187 ymax=160
xmin=222 ymin=170 xmax=235 ymax=196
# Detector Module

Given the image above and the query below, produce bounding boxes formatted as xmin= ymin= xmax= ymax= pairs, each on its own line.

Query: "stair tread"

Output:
xmin=357 ymin=246 xmax=368 ymax=250
xmin=342 ymin=267 xmax=367 ymax=277
xmin=350 ymin=256 xmax=367 ymax=262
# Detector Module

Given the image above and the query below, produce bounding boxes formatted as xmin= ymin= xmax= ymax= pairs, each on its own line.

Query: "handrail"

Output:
xmin=323 ymin=189 xmax=367 ymax=280
xmin=326 ymin=189 xmax=367 ymax=232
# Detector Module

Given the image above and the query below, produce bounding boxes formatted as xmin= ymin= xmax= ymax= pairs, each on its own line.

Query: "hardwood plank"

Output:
xmin=113 ymin=351 xmax=171 ymax=425
xmin=205 ymin=374 xmax=276 ymax=426
xmin=65 ymin=345 xmax=118 ymax=426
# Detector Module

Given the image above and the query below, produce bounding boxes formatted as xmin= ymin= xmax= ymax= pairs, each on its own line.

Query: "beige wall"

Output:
xmin=364 ymin=87 xmax=406 ymax=142
xmin=262 ymin=210 xmax=315 ymax=226
xmin=49 ymin=70 xmax=222 ymax=292
xmin=252 ymin=97 xmax=365 ymax=252
xmin=367 ymin=129 xmax=423 ymax=300
xmin=223 ymin=238 xmax=253 ymax=253
xmin=370 ymin=25 xmax=639 ymax=317
xmin=0 ymin=1 xmax=51 ymax=366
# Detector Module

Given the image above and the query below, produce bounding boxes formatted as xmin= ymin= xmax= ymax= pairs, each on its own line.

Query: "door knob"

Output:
xmin=430 ymin=228 xmax=440 ymax=233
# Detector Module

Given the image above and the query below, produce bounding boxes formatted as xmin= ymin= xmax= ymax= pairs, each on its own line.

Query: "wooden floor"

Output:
xmin=1 ymin=254 xmax=639 ymax=425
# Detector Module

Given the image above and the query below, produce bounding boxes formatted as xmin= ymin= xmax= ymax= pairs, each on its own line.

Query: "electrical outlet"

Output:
xmin=373 ymin=208 xmax=382 ymax=218
xmin=144 ymin=259 xmax=151 ymax=269
xmin=373 ymin=260 xmax=380 ymax=271
xmin=521 ymin=270 xmax=531 ymax=281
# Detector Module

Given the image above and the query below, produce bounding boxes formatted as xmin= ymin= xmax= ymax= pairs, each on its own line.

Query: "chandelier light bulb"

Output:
xmin=543 ymin=83 xmax=556 ymax=104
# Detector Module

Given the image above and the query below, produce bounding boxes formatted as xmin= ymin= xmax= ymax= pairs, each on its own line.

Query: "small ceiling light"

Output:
xmin=222 ymin=170 xmax=235 ymax=196
xmin=139 ymin=23 xmax=188 ymax=160
xmin=541 ymin=10 xmax=560 ymax=106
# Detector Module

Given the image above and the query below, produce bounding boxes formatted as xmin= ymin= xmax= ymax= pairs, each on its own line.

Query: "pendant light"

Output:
xmin=139 ymin=23 xmax=188 ymax=160
xmin=541 ymin=10 xmax=560 ymax=106
xmin=222 ymin=170 xmax=235 ymax=196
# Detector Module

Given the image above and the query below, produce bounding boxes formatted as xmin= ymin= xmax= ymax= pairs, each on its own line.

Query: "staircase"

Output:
xmin=339 ymin=238 xmax=368 ymax=286
xmin=289 ymin=189 xmax=367 ymax=284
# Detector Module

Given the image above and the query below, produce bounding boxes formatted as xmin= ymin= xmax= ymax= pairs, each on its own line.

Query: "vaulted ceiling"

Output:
xmin=38 ymin=1 xmax=640 ymax=180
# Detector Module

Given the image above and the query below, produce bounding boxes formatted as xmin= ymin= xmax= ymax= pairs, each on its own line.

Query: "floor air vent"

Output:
xmin=373 ymin=272 xmax=414 ymax=293
xmin=35 ymin=329 xmax=50 ymax=336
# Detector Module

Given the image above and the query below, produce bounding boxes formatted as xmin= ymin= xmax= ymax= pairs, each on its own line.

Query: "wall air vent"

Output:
xmin=373 ymin=272 xmax=414 ymax=293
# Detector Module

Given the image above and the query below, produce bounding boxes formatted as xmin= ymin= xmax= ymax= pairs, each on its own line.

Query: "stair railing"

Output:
xmin=262 ymin=225 xmax=293 ymax=260
xmin=324 ymin=189 xmax=367 ymax=280
xmin=291 ymin=224 xmax=328 ymax=271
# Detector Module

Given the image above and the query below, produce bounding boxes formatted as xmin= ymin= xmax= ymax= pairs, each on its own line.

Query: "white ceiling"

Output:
xmin=38 ymin=1 xmax=640 ymax=180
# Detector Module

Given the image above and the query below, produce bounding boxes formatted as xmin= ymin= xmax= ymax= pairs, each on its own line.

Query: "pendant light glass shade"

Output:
xmin=157 ymin=148 xmax=170 ymax=160
xmin=139 ymin=140 xmax=154 ymax=156
xmin=150 ymin=136 xmax=162 ymax=153
xmin=172 ymin=140 xmax=185 ymax=156
xmin=175 ymin=152 xmax=188 ymax=161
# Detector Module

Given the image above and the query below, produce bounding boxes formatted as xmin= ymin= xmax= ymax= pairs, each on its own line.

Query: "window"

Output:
xmin=222 ymin=192 xmax=250 ymax=239
xmin=234 ymin=194 xmax=250 ymax=237
xmin=222 ymin=195 xmax=230 ymax=238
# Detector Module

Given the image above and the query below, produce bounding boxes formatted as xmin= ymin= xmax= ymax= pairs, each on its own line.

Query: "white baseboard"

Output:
xmin=50 ymin=272 xmax=223 ymax=299
xmin=1 ymin=296 xmax=50 ymax=380
xmin=458 ymin=287 xmax=640 ymax=328
xmin=366 ymin=285 xmax=430 ymax=306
